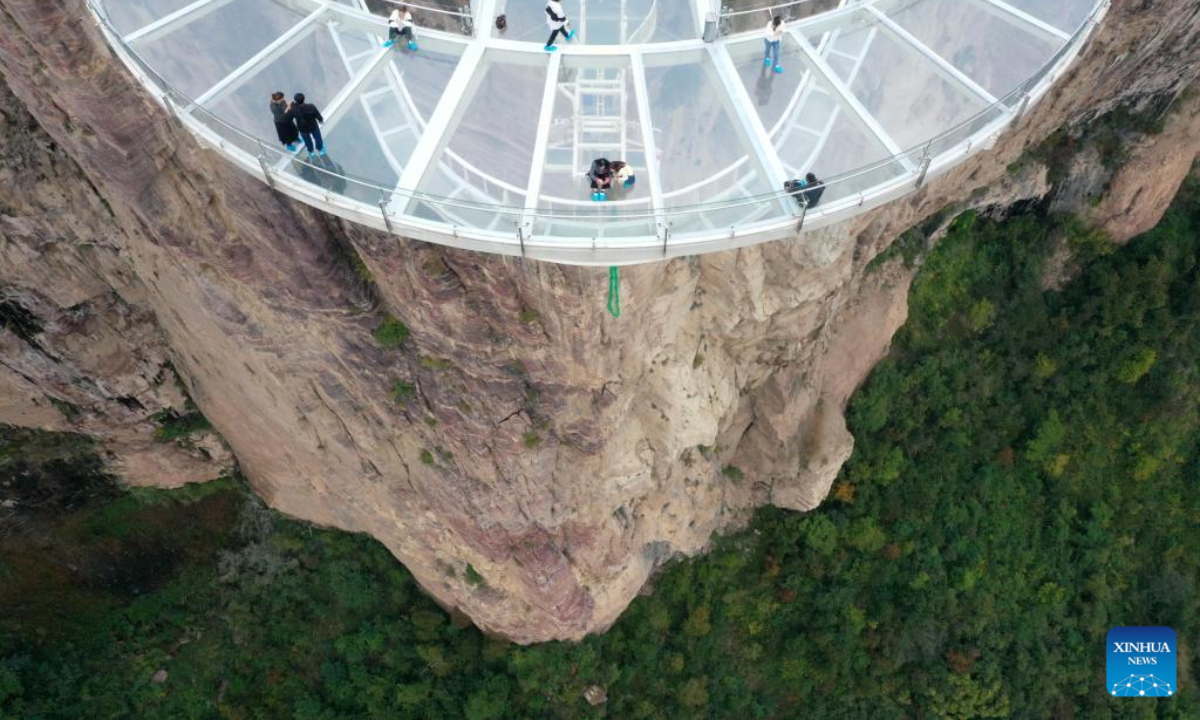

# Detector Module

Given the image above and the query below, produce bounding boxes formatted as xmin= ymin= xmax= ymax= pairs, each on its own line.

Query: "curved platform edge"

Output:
xmin=86 ymin=0 xmax=1111 ymax=267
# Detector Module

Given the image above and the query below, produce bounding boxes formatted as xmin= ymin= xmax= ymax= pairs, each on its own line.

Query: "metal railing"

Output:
xmin=721 ymin=0 xmax=841 ymax=20
xmin=371 ymin=0 xmax=475 ymax=35
xmin=85 ymin=0 xmax=1109 ymax=263
xmin=719 ymin=0 xmax=845 ymax=36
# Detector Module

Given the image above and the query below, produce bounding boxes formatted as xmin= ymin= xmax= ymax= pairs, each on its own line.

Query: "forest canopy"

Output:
xmin=3 ymin=178 xmax=1199 ymax=717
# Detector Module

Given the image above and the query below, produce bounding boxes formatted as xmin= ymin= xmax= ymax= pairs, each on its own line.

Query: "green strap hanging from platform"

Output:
xmin=607 ymin=266 xmax=620 ymax=319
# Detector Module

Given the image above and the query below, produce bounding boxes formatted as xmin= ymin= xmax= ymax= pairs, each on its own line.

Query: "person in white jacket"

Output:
xmin=763 ymin=15 xmax=785 ymax=74
xmin=544 ymin=0 xmax=574 ymax=52
xmin=383 ymin=6 xmax=417 ymax=51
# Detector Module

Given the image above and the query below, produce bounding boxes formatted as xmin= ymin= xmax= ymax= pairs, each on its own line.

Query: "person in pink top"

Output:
xmin=764 ymin=15 xmax=785 ymax=74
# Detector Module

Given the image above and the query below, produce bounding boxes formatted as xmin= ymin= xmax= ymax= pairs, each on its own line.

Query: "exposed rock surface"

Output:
xmin=1090 ymin=91 xmax=1200 ymax=242
xmin=0 ymin=76 xmax=231 ymax=486
xmin=0 ymin=0 xmax=1198 ymax=641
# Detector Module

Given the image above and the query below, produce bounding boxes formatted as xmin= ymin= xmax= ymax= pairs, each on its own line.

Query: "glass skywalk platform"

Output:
xmin=88 ymin=0 xmax=1108 ymax=265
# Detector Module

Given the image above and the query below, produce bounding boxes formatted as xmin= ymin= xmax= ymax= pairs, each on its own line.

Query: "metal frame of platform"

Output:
xmin=86 ymin=0 xmax=1110 ymax=265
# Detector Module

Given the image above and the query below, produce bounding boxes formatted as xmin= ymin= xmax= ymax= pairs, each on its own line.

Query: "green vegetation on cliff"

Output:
xmin=3 ymin=179 xmax=1200 ymax=717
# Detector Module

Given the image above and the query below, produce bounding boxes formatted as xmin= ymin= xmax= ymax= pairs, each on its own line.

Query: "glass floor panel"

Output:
xmin=882 ymin=0 xmax=1061 ymax=98
xmin=105 ymin=0 xmax=204 ymax=37
xmin=359 ymin=53 xmax=465 ymax=173
xmin=416 ymin=51 xmax=549 ymax=229
xmin=128 ymin=0 xmax=307 ymax=101
xmin=532 ymin=57 xmax=655 ymax=238
xmin=204 ymin=27 xmax=351 ymax=143
xmin=802 ymin=9 xmax=993 ymax=151
xmin=729 ymin=36 xmax=894 ymax=175
xmin=644 ymin=51 xmax=773 ymax=204
xmin=1005 ymin=0 xmax=1098 ymax=34
xmin=492 ymin=0 xmax=697 ymax=45
xmin=292 ymin=99 xmax=397 ymax=203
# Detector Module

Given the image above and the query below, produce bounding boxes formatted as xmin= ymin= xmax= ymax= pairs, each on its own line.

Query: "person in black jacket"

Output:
xmin=285 ymin=93 xmax=326 ymax=159
xmin=786 ymin=172 xmax=825 ymax=209
xmin=587 ymin=158 xmax=614 ymax=201
xmin=269 ymin=91 xmax=299 ymax=152
xmin=799 ymin=172 xmax=825 ymax=208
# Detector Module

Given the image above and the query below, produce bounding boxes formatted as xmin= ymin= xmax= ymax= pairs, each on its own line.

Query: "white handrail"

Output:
xmin=369 ymin=0 xmax=475 ymax=22
xmin=722 ymin=0 xmax=833 ymax=20
xmin=85 ymin=0 xmax=1109 ymax=263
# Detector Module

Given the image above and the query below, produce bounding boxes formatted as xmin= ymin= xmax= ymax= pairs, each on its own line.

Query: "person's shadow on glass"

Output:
xmin=296 ymin=155 xmax=349 ymax=197
xmin=755 ymin=65 xmax=775 ymax=107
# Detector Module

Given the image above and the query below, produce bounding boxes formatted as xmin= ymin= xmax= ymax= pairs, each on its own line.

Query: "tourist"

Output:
xmin=764 ymin=15 xmax=785 ymax=74
xmin=588 ymin=158 xmax=614 ymax=201
xmin=800 ymin=173 xmax=825 ymax=207
xmin=545 ymin=0 xmax=574 ymax=52
xmin=269 ymin=91 xmax=299 ymax=153
xmin=384 ymin=6 xmax=417 ymax=51
xmin=285 ymin=93 xmax=326 ymax=160
xmin=786 ymin=172 xmax=825 ymax=209
xmin=611 ymin=161 xmax=636 ymax=189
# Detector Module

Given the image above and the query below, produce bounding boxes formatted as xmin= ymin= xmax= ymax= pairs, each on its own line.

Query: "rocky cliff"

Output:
xmin=1 ymin=0 xmax=1198 ymax=642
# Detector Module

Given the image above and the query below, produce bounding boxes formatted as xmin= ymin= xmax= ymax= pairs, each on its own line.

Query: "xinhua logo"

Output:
xmin=1107 ymin=626 xmax=1176 ymax=697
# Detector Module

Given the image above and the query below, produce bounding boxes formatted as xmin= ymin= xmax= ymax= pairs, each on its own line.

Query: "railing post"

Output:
xmin=257 ymin=149 xmax=275 ymax=189
xmin=162 ymin=92 xmax=179 ymax=122
xmin=517 ymin=223 xmax=527 ymax=257
xmin=915 ymin=143 xmax=933 ymax=189
xmin=378 ymin=191 xmax=394 ymax=234
xmin=796 ymin=198 xmax=808 ymax=233
xmin=915 ymin=156 xmax=932 ymax=189
xmin=660 ymin=221 xmax=671 ymax=257
xmin=86 ymin=0 xmax=111 ymax=29
xmin=1013 ymin=92 xmax=1032 ymax=123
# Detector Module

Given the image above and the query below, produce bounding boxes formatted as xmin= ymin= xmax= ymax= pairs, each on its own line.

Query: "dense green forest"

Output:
xmin=3 ymin=178 xmax=1199 ymax=718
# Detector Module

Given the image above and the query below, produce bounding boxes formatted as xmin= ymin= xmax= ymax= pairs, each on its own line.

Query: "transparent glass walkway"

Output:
xmin=89 ymin=0 xmax=1107 ymax=264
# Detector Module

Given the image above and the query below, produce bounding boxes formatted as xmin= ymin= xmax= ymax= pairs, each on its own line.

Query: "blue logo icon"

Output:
xmin=1107 ymin=626 xmax=1176 ymax=697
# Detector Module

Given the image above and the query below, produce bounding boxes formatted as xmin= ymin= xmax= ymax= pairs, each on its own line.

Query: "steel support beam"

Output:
xmin=474 ymin=0 xmax=500 ymax=39
xmin=864 ymin=5 xmax=999 ymax=106
xmin=521 ymin=52 xmax=562 ymax=233
xmin=287 ymin=0 xmax=473 ymax=65
xmin=977 ymin=0 xmax=1071 ymax=43
xmin=690 ymin=0 xmax=710 ymax=37
xmin=392 ymin=42 xmax=488 ymax=204
xmin=322 ymin=47 xmax=394 ymax=130
xmin=123 ymin=0 xmax=237 ymax=45
xmin=790 ymin=29 xmax=915 ymax=171
xmin=707 ymin=45 xmax=793 ymax=206
xmin=629 ymin=52 xmax=666 ymax=220
xmin=193 ymin=5 xmax=329 ymax=108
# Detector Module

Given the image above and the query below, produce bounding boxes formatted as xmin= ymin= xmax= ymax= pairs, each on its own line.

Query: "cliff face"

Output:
xmin=1 ymin=0 xmax=1198 ymax=642
xmin=0 ymin=74 xmax=233 ymax=486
